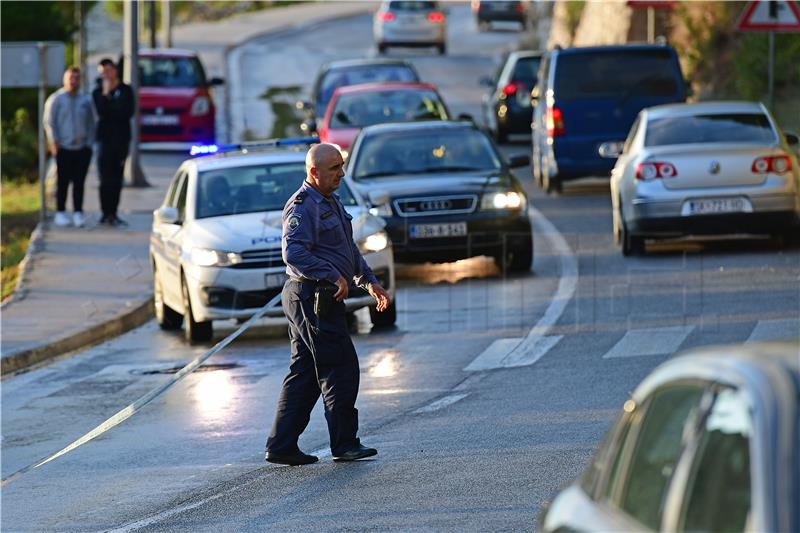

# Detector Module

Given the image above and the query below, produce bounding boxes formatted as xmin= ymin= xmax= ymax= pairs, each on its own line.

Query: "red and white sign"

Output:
xmin=738 ymin=0 xmax=800 ymax=32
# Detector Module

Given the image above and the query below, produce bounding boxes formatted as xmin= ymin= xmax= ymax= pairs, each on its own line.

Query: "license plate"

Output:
xmin=683 ymin=197 xmax=750 ymax=215
xmin=265 ymin=273 xmax=287 ymax=288
xmin=141 ymin=114 xmax=179 ymax=126
xmin=410 ymin=222 xmax=468 ymax=238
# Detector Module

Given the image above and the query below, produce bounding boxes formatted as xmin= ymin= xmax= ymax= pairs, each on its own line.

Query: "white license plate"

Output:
xmin=683 ymin=198 xmax=750 ymax=215
xmin=410 ymin=222 xmax=468 ymax=238
xmin=141 ymin=114 xmax=179 ymax=126
xmin=265 ymin=273 xmax=287 ymax=288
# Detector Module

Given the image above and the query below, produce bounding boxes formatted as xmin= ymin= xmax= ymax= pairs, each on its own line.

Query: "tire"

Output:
xmin=153 ymin=265 xmax=182 ymax=330
xmin=377 ymin=43 xmax=387 ymax=54
xmin=495 ymin=124 xmax=508 ymax=144
xmin=533 ymin=146 xmax=543 ymax=188
xmin=620 ymin=218 xmax=645 ymax=256
xmin=543 ymin=167 xmax=562 ymax=194
xmin=370 ymin=301 xmax=397 ymax=328
xmin=494 ymin=239 xmax=533 ymax=273
xmin=437 ymin=43 xmax=446 ymax=55
xmin=181 ymin=275 xmax=213 ymax=343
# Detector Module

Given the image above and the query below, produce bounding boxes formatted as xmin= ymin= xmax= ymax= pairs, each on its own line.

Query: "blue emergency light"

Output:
xmin=189 ymin=137 xmax=320 ymax=157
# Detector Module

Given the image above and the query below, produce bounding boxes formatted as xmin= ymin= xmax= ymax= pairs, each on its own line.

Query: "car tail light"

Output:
xmin=502 ymin=82 xmax=522 ymax=96
xmin=377 ymin=12 xmax=395 ymax=22
xmin=635 ymin=162 xmax=678 ymax=180
xmin=752 ymin=155 xmax=792 ymax=174
xmin=428 ymin=12 xmax=445 ymax=23
xmin=515 ymin=2 xmax=525 ymax=12
xmin=546 ymin=106 xmax=565 ymax=137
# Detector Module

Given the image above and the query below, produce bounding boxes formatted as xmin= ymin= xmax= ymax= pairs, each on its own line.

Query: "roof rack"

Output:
xmin=189 ymin=136 xmax=320 ymax=157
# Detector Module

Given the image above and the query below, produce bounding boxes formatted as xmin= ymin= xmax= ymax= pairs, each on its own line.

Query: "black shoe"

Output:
xmin=109 ymin=215 xmax=128 ymax=228
xmin=99 ymin=215 xmax=112 ymax=225
xmin=332 ymin=444 xmax=378 ymax=462
xmin=265 ymin=450 xmax=319 ymax=466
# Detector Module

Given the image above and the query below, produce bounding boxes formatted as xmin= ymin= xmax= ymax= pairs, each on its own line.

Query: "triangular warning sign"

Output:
xmin=738 ymin=0 xmax=800 ymax=32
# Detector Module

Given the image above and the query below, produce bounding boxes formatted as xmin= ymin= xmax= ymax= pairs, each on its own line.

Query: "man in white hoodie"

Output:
xmin=43 ymin=66 xmax=95 ymax=227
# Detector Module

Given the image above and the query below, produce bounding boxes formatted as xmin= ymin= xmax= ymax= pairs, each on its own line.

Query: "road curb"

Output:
xmin=1 ymin=297 xmax=154 ymax=376
xmin=1 ymin=222 xmax=46 ymax=310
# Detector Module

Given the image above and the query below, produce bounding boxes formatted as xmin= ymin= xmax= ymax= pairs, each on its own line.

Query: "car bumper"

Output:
xmin=140 ymin=113 xmax=215 ymax=143
xmin=385 ymin=211 xmax=532 ymax=263
xmin=184 ymin=247 xmax=395 ymax=322
xmin=376 ymin=24 xmax=445 ymax=45
xmin=497 ymin=102 xmax=532 ymax=134
xmin=477 ymin=12 xmax=525 ymax=23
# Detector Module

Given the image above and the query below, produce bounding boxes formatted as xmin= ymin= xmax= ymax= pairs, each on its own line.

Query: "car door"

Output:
xmin=162 ymin=170 xmax=189 ymax=307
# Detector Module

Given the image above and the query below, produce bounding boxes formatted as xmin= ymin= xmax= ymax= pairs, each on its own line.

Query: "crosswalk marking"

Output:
xmin=746 ymin=318 xmax=800 ymax=343
xmin=463 ymin=335 xmax=563 ymax=371
xmin=602 ymin=326 xmax=695 ymax=359
xmin=414 ymin=393 xmax=469 ymax=414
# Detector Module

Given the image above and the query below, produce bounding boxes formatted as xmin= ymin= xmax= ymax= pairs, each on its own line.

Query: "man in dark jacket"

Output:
xmin=92 ymin=58 xmax=134 ymax=227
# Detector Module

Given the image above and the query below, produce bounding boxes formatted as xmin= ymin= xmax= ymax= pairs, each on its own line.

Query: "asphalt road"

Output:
xmin=2 ymin=5 xmax=799 ymax=532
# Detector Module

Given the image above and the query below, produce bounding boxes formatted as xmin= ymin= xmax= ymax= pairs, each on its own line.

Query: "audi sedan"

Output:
xmin=539 ymin=341 xmax=800 ymax=533
xmin=608 ymin=102 xmax=800 ymax=255
xmin=345 ymin=121 xmax=533 ymax=271
xmin=150 ymin=146 xmax=396 ymax=343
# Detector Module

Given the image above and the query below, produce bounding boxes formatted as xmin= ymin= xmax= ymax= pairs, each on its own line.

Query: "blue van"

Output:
xmin=531 ymin=44 xmax=687 ymax=193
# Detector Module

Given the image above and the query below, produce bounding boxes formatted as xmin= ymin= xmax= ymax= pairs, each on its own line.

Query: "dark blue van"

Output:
xmin=531 ymin=44 xmax=686 ymax=193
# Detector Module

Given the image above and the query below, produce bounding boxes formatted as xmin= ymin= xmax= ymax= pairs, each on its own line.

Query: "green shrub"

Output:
xmin=1 ymin=109 xmax=39 ymax=184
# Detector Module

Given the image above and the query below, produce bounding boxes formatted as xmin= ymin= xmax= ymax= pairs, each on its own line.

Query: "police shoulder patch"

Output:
xmin=287 ymin=214 xmax=302 ymax=230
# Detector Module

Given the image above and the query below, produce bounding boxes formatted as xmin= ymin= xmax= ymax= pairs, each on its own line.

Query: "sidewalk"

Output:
xmin=1 ymin=2 xmax=374 ymax=375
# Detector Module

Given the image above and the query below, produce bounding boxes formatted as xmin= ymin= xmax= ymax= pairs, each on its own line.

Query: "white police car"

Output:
xmin=150 ymin=141 xmax=396 ymax=343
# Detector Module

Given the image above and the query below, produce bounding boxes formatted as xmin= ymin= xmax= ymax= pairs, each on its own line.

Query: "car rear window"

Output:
xmin=510 ymin=56 xmax=540 ymax=86
xmin=388 ymin=1 xmax=436 ymax=10
xmin=331 ymin=89 xmax=448 ymax=128
xmin=317 ymin=65 xmax=418 ymax=114
xmin=196 ymin=162 xmax=356 ymax=219
xmin=645 ymin=113 xmax=776 ymax=146
xmin=352 ymin=128 xmax=501 ymax=179
xmin=139 ymin=57 xmax=206 ymax=88
xmin=555 ymin=50 xmax=679 ymax=100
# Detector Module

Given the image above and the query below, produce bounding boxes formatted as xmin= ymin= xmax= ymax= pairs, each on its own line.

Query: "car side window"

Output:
xmin=678 ymin=387 xmax=752 ymax=533
xmin=165 ymin=170 xmax=186 ymax=207
xmin=172 ymin=173 xmax=189 ymax=221
xmin=607 ymin=385 xmax=705 ymax=530
xmin=623 ymin=115 xmax=641 ymax=154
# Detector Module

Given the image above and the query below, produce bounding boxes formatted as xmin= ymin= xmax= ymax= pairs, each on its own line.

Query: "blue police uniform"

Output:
xmin=266 ymin=180 xmax=378 ymax=457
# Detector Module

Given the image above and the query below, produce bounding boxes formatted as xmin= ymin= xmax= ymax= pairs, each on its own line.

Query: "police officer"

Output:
xmin=265 ymin=143 xmax=391 ymax=466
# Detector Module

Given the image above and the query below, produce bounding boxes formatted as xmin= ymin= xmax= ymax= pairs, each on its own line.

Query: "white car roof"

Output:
xmin=645 ymin=101 xmax=767 ymax=120
xmin=188 ymin=150 xmax=307 ymax=173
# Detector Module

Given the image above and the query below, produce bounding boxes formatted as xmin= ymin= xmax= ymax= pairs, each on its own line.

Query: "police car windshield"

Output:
xmin=196 ymin=162 xmax=357 ymax=219
xmin=351 ymin=129 xmax=501 ymax=179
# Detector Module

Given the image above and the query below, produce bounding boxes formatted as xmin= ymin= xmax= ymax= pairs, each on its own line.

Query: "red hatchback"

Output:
xmin=137 ymin=49 xmax=223 ymax=144
xmin=318 ymin=82 xmax=449 ymax=153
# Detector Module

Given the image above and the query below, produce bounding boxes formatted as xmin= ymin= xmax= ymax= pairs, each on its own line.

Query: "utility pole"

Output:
xmin=75 ymin=2 xmax=88 ymax=92
xmin=124 ymin=0 xmax=149 ymax=187
xmin=148 ymin=0 xmax=158 ymax=48
xmin=162 ymin=0 xmax=172 ymax=48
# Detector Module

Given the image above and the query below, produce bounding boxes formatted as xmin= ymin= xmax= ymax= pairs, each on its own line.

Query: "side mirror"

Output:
xmin=368 ymin=190 xmax=390 ymax=207
xmin=154 ymin=206 xmax=180 ymax=225
xmin=508 ymin=154 xmax=530 ymax=168
xmin=296 ymin=100 xmax=312 ymax=112
xmin=300 ymin=119 xmax=317 ymax=134
xmin=479 ymin=76 xmax=494 ymax=88
xmin=598 ymin=141 xmax=624 ymax=159
xmin=785 ymin=132 xmax=799 ymax=146
xmin=684 ymin=79 xmax=694 ymax=98
xmin=208 ymin=77 xmax=225 ymax=86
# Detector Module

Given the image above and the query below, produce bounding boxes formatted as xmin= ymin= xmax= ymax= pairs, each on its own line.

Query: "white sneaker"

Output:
xmin=54 ymin=211 xmax=71 ymax=227
xmin=73 ymin=212 xmax=85 ymax=227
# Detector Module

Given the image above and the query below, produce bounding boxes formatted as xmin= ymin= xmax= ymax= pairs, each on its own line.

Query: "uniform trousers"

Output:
xmin=97 ymin=141 xmax=129 ymax=218
xmin=55 ymin=147 xmax=92 ymax=212
xmin=266 ymin=279 xmax=361 ymax=456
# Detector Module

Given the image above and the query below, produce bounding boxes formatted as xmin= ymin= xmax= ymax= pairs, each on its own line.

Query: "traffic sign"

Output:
xmin=738 ymin=0 xmax=800 ymax=32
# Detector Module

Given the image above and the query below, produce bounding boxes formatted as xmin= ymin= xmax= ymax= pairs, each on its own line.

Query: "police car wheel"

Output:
xmin=181 ymin=275 xmax=213 ymax=343
xmin=369 ymin=301 xmax=396 ymax=328
xmin=153 ymin=266 xmax=182 ymax=330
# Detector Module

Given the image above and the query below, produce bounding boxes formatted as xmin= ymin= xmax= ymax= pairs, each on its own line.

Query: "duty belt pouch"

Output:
xmin=314 ymin=283 xmax=338 ymax=319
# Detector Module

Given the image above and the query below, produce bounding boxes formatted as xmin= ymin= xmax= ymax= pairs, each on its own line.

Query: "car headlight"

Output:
xmin=190 ymin=247 xmax=242 ymax=267
xmin=481 ymin=191 xmax=524 ymax=210
xmin=358 ymin=231 xmax=389 ymax=253
xmin=190 ymin=96 xmax=210 ymax=116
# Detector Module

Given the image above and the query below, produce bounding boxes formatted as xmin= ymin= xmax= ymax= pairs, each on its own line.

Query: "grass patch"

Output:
xmin=2 ymin=181 xmax=40 ymax=300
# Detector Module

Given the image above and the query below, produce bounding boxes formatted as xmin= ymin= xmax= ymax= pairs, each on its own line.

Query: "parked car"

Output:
xmin=374 ymin=0 xmax=447 ymax=55
xmin=531 ymin=44 xmax=687 ymax=193
xmin=481 ymin=50 xmax=542 ymax=143
xmin=539 ymin=341 xmax=800 ymax=533
xmin=318 ymin=82 xmax=450 ymax=154
xmin=472 ymin=0 xmax=528 ymax=30
xmin=136 ymin=48 xmax=223 ymax=144
xmin=346 ymin=120 xmax=533 ymax=271
xmin=608 ymin=101 xmax=800 ymax=255
xmin=150 ymin=145 xmax=396 ymax=343
xmin=298 ymin=58 xmax=420 ymax=135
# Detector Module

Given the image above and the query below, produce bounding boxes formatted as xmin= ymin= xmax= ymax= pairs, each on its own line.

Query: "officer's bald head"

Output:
xmin=306 ymin=143 xmax=345 ymax=197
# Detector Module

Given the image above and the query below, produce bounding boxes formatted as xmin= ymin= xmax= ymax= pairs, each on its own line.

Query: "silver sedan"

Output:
xmin=374 ymin=0 xmax=447 ymax=55
xmin=607 ymin=102 xmax=800 ymax=255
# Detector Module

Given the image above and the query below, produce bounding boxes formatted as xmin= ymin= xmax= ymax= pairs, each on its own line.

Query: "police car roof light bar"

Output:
xmin=189 ymin=137 xmax=320 ymax=157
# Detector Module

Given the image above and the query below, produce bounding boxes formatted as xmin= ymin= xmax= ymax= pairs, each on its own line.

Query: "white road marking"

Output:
xmin=463 ymin=204 xmax=576 ymax=372
xmin=413 ymin=393 xmax=470 ymax=414
xmin=602 ymin=326 xmax=695 ymax=359
xmin=746 ymin=318 xmax=800 ymax=343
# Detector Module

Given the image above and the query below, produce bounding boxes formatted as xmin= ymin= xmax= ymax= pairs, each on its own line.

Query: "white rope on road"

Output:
xmin=1 ymin=293 xmax=283 ymax=486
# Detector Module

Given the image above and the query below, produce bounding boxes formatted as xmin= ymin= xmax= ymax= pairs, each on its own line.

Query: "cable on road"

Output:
xmin=1 ymin=293 xmax=284 ymax=486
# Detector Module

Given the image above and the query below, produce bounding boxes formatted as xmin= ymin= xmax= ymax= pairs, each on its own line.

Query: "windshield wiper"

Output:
xmin=356 ymin=171 xmax=399 ymax=179
xmin=407 ymin=166 xmax=494 ymax=174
